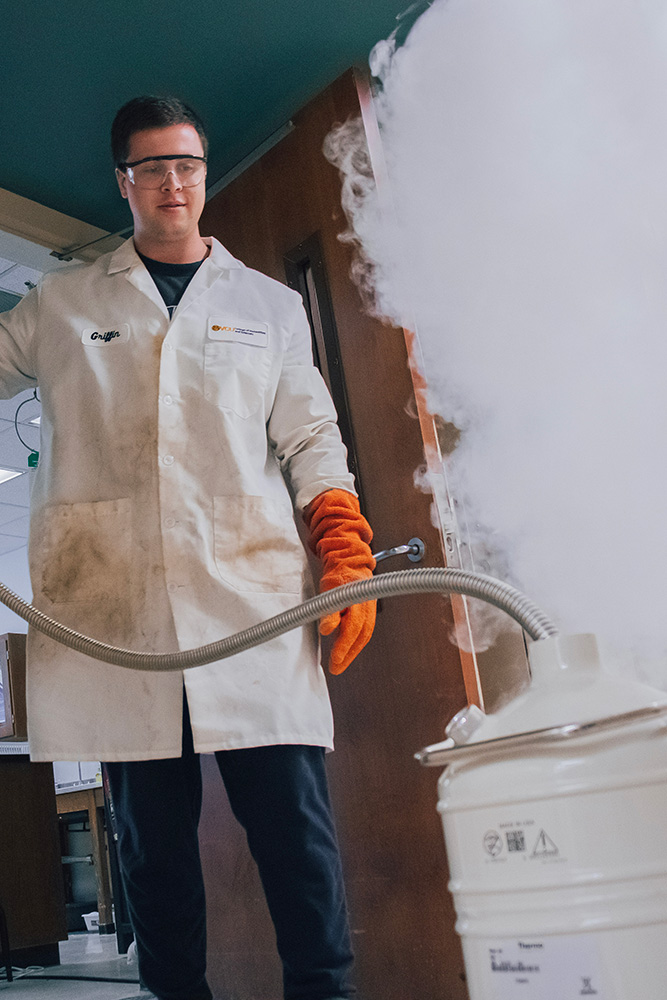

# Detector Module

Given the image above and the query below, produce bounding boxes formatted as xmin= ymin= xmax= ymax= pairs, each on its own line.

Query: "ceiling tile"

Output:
xmin=0 ymin=503 xmax=29 ymax=528
xmin=0 ymin=534 xmax=27 ymax=557
xmin=1 ymin=515 xmax=30 ymax=539
xmin=0 ymin=424 xmax=39 ymax=467
xmin=0 ymin=389 xmax=41 ymax=475
xmin=0 ymin=264 xmax=43 ymax=296
xmin=0 ymin=232 xmax=74 ymax=275
xmin=0 ymin=388 xmax=40 ymax=423
xmin=0 ymin=472 xmax=30 ymax=507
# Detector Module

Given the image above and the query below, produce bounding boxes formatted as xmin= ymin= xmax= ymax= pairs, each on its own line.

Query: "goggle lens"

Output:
xmin=126 ymin=158 xmax=206 ymax=189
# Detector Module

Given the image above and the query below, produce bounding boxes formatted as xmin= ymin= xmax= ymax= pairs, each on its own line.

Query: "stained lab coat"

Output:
xmin=0 ymin=237 xmax=356 ymax=761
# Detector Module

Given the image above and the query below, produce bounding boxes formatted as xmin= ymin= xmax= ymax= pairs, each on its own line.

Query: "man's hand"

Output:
xmin=304 ymin=489 xmax=376 ymax=674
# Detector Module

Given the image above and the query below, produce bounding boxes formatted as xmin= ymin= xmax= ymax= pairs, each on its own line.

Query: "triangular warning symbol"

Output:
xmin=532 ymin=829 xmax=559 ymax=856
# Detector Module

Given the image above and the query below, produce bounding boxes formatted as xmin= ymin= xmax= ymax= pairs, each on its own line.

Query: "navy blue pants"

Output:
xmin=105 ymin=701 xmax=354 ymax=1000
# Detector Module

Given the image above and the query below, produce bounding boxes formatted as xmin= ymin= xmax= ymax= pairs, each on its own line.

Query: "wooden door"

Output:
xmin=197 ymin=69 xmax=471 ymax=1000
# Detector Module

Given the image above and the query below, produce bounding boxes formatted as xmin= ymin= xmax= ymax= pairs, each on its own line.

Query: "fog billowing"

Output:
xmin=325 ymin=0 xmax=667 ymax=683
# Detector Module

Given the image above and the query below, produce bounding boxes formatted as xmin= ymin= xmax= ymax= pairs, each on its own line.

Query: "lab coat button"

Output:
xmin=163 ymin=394 xmax=173 ymax=405
xmin=163 ymin=455 xmax=175 ymax=466
xmin=164 ymin=517 xmax=176 ymax=528
xmin=167 ymin=583 xmax=178 ymax=593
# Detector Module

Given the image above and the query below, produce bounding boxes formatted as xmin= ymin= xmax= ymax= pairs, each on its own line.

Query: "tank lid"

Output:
xmin=417 ymin=633 xmax=667 ymax=763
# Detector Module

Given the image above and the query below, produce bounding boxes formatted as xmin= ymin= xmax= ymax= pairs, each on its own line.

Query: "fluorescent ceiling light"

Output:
xmin=0 ymin=468 xmax=24 ymax=485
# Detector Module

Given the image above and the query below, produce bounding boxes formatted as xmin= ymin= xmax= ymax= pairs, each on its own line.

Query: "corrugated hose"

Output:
xmin=0 ymin=569 xmax=558 ymax=671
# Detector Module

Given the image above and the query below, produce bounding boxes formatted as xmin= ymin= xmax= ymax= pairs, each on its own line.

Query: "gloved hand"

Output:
xmin=303 ymin=489 xmax=376 ymax=674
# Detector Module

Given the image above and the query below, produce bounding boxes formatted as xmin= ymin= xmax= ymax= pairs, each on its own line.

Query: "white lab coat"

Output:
xmin=0 ymin=237 xmax=356 ymax=761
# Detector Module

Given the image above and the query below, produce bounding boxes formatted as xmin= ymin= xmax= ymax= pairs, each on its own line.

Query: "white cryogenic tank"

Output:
xmin=417 ymin=634 xmax=667 ymax=1000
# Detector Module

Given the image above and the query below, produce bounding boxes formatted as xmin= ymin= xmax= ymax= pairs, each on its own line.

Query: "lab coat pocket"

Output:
xmin=213 ymin=495 xmax=305 ymax=594
xmin=204 ymin=342 xmax=271 ymax=419
xmin=41 ymin=498 xmax=132 ymax=604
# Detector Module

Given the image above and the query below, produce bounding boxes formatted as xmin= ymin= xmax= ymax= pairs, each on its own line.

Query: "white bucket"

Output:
xmin=419 ymin=634 xmax=667 ymax=1000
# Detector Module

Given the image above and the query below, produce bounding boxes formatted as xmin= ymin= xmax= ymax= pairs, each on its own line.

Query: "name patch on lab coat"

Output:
xmin=81 ymin=324 xmax=130 ymax=346
xmin=208 ymin=319 xmax=269 ymax=348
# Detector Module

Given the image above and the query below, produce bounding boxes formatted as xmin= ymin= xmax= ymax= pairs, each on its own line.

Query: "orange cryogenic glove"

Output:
xmin=303 ymin=489 xmax=376 ymax=674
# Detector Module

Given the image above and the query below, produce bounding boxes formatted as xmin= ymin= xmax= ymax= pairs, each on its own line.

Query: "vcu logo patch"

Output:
xmin=208 ymin=318 xmax=269 ymax=348
xmin=82 ymin=324 xmax=130 ymax=346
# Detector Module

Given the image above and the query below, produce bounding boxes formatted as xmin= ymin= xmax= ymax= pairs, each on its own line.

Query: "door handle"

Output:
xmin=373 ymin=537 xmax=425 ymax=564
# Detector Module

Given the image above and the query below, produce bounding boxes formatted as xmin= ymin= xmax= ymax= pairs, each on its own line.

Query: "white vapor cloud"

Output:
xmin=325 ymin=0 xmax=667 ymax=684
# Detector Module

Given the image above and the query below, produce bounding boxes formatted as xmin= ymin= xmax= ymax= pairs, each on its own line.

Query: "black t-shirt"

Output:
xmin=138 ymin=251 xmax=206 ymax=319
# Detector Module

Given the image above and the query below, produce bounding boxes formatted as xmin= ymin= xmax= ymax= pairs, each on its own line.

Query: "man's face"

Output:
xmin=115 ymin=123 xmax=207 ymax=245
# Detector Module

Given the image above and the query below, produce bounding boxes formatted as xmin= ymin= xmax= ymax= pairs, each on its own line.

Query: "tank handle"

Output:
xmin=415 ymin=703 xmax=667 ymax=767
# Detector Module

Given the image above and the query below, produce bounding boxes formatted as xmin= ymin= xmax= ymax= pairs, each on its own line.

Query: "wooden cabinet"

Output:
xmin=0 ymin=752 xmax=67 ymax=958
xmin=0 ymin=633 xmax=67 ymax=962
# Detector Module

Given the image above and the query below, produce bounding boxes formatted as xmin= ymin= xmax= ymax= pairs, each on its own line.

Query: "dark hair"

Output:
xmin=111 ymin=95 xmax=208 ymax=166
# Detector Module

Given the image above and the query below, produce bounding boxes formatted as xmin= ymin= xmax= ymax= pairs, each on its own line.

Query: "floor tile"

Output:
xmin=0 ymin=978 xmax=151 ymax=999
xmin=1 ymin=932 xmax=147 ymax=999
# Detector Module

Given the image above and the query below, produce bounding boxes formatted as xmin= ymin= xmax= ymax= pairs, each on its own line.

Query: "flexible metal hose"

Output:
xmin=0 ymin=568 xmax=558 ymax=672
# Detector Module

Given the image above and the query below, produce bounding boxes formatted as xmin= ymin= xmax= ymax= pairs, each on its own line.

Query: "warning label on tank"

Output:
xmin=477 ymin=935 xmax=608 ymax=999
xmin=533 ymin=829 xmax=558 ymax=856
xmin=473 ymin=813 xmax=568 ymax=867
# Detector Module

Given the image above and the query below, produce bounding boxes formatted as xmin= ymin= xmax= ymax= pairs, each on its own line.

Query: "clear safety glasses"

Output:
xmin=121 ymin=154 xmax=207 ymax=189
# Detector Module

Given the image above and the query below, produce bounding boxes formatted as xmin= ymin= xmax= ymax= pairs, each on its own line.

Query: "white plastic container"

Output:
xmin=418 ymin=634 xmax=667 ymax=1000
xmin=82 ymin=910 xmax=99 ymax=933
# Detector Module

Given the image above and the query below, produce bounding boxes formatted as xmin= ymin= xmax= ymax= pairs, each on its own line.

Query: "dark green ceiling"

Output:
xmin=3 ymin=0 xmax=409 ymax=234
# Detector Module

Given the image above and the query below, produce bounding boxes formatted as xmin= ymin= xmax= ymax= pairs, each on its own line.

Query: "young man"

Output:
xmin=0 ymin=96 xmax=376 ymax=1000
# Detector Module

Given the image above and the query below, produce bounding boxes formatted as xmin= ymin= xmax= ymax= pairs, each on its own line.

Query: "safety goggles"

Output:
xmin=120 ymin=154 xmax=207 ymax=189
